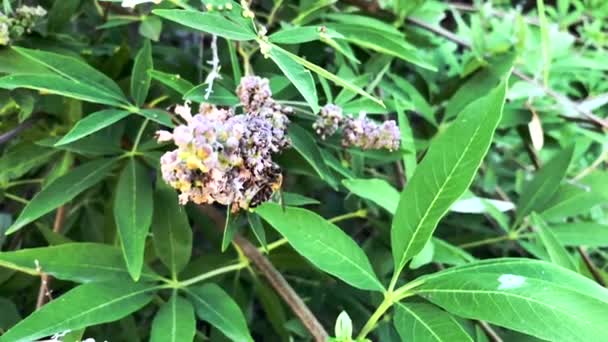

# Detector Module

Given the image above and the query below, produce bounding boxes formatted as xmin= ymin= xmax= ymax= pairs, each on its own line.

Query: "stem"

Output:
xmin=357 ymin=295 xmax=393 ymax=339
xmin=328 ymin=209 xmax=367 ymax=223
xmin=4 ymin=193 xmax=29 ymax=204
xmin=458 ymin=235 xmax=515 ymax=249
xmin=266 ymin=0 xmax=284 ymax=28
xmin=179 ymin=261 xmax=248 ymax=288
xmin=4 ymin=179 xmax=44 ymax=188
xmin=36 ymin=206 xmax=67 ymax=309
xmin=130 ymin=118 xmax=150 ymax=153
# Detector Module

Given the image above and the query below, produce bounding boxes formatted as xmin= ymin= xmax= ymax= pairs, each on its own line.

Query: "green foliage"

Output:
xmin=1 ymin=1 xmax=608 ymax=341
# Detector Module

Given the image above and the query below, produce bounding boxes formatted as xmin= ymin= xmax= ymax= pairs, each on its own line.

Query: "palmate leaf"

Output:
xmin=55 ymin=109 xmax=131 ymax=146
xmin=186 ymin=283 xmax=253 ymax=342
xmin=288 ymin=124 xmax=337 ymax=189
xmin=515 ymin=145 xmax=575 ymax=224
xmin=394 ymin=302 xmax=473 ymax=342
xmin=151 ymin=185 xmax=192 ymax=276
xmin=530 ymin=213 xmax=577 ymax=271
xmin=11 ymin=47 xmax=129 ymax=105
xmin=255 ymin=203 xmax=384 ymax=292
xmin=131 ymin=40 xmax=153 ymax=107
xmin=272 ymin=45 xmax=384 ymax=107
xmin=153 ymin=9 xmax=257 ymax=41
xmin=114 ymin=159 xmax=154 ymax=281
xmin=150 ymin=293 xmax=196 ymax=342
xmin=391 ymin=78 xmax=508 ymax=274
xmin=412 ymin=258 xmax=608 ymax=342
xmin=0 ymin=74 xmax=127 ymax=107
xmin=0 ymin=281 xmax=156 ymax=342
xmin=0 ymin=243 xmax=159 ymax=283
xmin=0 ymin=144 xmax=57 ymax=183
xmin=551 ymin=222 xmax=608 ymax=247
xmin=7 ymin=158 xmax=116 ymax=234
xmin=268 ymin=45 xmax=319 ymax=113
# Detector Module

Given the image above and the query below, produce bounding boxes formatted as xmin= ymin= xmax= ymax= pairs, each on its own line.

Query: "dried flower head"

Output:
xmin=313 ymin=104 xmax=343 ymax=139
xmin=158 ymin=77 xmax=291 ymax=211
xmin=312 ymin=104 xmax=401 ymax=151
xmin=342 ymin=112 xmax=401 ymax=151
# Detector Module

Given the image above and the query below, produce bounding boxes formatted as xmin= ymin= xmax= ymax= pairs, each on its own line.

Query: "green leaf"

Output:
xmin=272 ymin=46 xmax=384 ymax=107
xmin=445 ymin=53 xmax=515 ymax=120
xmin=150 ymin=293 xmax=195 ymax=342
xmin=328 ymin=23 xmax=436 ymax=71
xmin=0 ymin=297 xmax=20 ymax=332
xmin=183 ymin=82 xmax=239 ymax=106
xmin=410 ymin=240 xmax=435 ymax=270
xmin=7 ymin=159 xmax=116 ymax=234
xmin=394 ymin=302 xmax=473 ymax=342
xmin=152 ymin=10 xmax=257 ymax=41
xmin=0 ymin=243 xmax=159 ymax=282
xmin=152 ymin=186 xmax=192 ymax=276
xmin=0 ymin=74 xmax=126 ymax=107
xmin=268 ymin=46 xmax=319 ymax=113
xmin=268 ymin=26 xmax=344 ymax=44
xmin=394 ymin=95 xmax=417 ymax=179
xmin=0 ymin=144 xmax=57 ymax=184
xmin=221 ymin=210 xmax=239 ymax=252
xmin=343 ymin=178 xmax=400 ymax=214
xmin=539 ymin=183 xmax=606 ymax=220
xmin=282 ymin=192 xmax=320 ymax=206
xmin=11 ymin=47 xmax=128 ymax=104
xmin=47 ymin=0 xmax=81 ymax=32
xmin=139 ymin=15 xmax=163 ymax=41
xmin=552 ymin=222 xmax=608 ymax=247
xmin=131 ymin=40 xmax=153 ymax=107
xmin=114 ymin=159 xmax=154 ymax=281
xmin=413 ymin=259 xmax=608 ymax=342
xmin=55 ymin=109 xmax=130 ymax=146
xmin=288 ymin=124 xmax=336 ymax=188
xmin=136 ymin=108 xmax=175 ymax=127
xmin=0 ymin=281 xmax=156 ymax=342
xmin=248 ymin=212 xmax=267 ymax=251
xmin=149 ymin=70 xmax=194 ymax=95
xmin=255 ymin=203 xmax=384 ymax=291
xmin=186 ymin=283 xmax=253 ymax=342
xmin=391 ymin=79 xmax=508 ymax=273
xmin=530 ymin=213 xmax=576 ymax=271
xmin=515 ymin=145 xmax=575 ymax=224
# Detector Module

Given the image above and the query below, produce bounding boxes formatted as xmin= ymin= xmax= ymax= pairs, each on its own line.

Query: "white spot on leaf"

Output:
xmin=498 ymin=274 xmax=526 ymax=290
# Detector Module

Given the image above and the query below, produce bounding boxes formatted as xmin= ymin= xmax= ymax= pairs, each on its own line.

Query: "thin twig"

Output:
xmin=198 ymin=205 xmax=329 ymax=342
xmin=35 ymin=205 xmax=66 ymax=309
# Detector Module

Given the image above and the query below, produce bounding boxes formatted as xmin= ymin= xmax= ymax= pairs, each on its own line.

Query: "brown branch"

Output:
xmin=35 ymin=205 xmax=66 ymax=309
xmin=198 ymin=205 xmax=329 ymax=342
xmin=577 ymin=247 xmax=606 ymax=287
xmin=0 ymin=116 xmax=39 ymax=146
xmin=478 ymin=320 xmax=504 ymax=342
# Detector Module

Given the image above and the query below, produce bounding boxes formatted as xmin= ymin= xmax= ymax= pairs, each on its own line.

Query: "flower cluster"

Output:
xmin=313 ymin=104 xmax=401 ymax=151
xmin=0 ymin=5 xmax=46 ymax=46
xmin=157 ymin=76 xmax=291 ymax=211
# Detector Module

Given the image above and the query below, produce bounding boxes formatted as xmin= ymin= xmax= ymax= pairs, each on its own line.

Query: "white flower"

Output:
xmin=121 ymin=0 xmax=161 ymax=8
